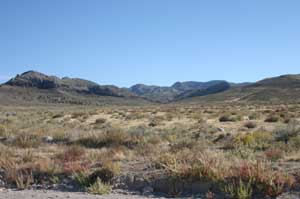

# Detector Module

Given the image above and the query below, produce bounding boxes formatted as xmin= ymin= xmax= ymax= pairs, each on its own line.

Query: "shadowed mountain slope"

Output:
xmin=179 ymin=74 xmax=300 ymax=104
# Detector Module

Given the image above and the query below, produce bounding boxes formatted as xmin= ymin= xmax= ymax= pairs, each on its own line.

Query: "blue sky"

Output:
xmin=0 ymin=0 xmax=300 ymax=86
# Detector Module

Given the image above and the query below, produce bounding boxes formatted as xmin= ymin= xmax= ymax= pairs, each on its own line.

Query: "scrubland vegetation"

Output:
xmin=0 ymin=104 xmax=300 ymax=198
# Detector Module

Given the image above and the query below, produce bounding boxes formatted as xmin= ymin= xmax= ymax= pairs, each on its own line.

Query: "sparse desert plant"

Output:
xmin=73 ymin=171 xmax=90 ymax=188
xmin=87 ymin=177 xmax=112 ymax=195
xmin=22 ymin=150 xmax=34 ymax=163
xmin=223 ymin=178 xmax=253 ymax=199
xmin=15 ymin=169 xmax=34 ymax=190
xmin=0 ymin=157 xmax=34 ymax=190
xmin=9 ymin=133 xmax=42 ymax=148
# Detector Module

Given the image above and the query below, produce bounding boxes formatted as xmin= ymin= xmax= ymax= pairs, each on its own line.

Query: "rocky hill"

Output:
xmin=1 ymin=71 xmax=148 ymax=106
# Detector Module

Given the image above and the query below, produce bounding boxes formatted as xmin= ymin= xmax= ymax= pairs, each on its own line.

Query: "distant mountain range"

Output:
xmin=0 ymin=70 xmax=299 ymax=105
xmin=128 ymin=81 xmax=235 ymax=102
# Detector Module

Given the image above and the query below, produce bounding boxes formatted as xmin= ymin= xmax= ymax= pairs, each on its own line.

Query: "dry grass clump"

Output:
xmin=75 ymin=128 xmax=143 ymax=149
xmin=156 ymin=150 xmax=230 ymax=183
xmin=9 ymin=133 xmax=42 ymax=148
xmin=0 ymin=150 xmax=35 ymax=190
xmin=230 ymin=161 xmax=295 ymax=197
xmin=56 ymin=145 xmax=90 ymax=174
xmin=156 ymin=150 xmax=295 ymax=198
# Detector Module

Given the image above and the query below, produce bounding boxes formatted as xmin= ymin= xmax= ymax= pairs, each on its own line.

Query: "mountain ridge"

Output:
xmin=1 ymin=70 xmax=300 ymax=105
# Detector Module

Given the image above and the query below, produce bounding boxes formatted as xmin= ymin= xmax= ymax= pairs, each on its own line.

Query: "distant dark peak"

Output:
xmin=175 ymin=81 xmax=231 ymax=100
xmin=4 ymin=70 xmax=59 ymax=89
xmin=19 ymin=70 xmax=51 ymax=77
xmin=171 ymin=80 xmax=228 ymax=91
xmin=21 ymin=70 xmax=39 ymax=75
xmin=172 ymin=81 xmax=181 ymax=87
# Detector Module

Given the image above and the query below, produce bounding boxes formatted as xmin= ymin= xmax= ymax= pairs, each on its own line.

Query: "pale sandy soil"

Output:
xmin=0 ymin=189 xmax=171 ymax=199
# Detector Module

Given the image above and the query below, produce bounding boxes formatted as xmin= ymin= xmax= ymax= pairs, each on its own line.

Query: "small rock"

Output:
xmin=142 ymin=186 xmax=153 ymax=195
xmin=42 ymin=136 xmax=54 ymax=143
xmin=5 ymin=136 xmax=16 ymax=143
xmin=217 ymin=127 xmax=225 ymax=132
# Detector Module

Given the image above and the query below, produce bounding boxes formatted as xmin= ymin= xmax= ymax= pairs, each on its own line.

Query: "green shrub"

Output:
xmin=275 ymin=120 xmax=300 ymax=143
xmin=235 ymin=131 xmax=274 ymax=150
xmin=87 ymin=178 xmax=112 ymax=195
xmin=224 ymin=179 xmax=253 ymax=199
xmin=73 ymin=171 xmax=90 ymax=188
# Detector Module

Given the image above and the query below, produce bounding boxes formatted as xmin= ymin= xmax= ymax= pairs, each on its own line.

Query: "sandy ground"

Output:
xmin=0 ymin=189 xmax=171 ymax=199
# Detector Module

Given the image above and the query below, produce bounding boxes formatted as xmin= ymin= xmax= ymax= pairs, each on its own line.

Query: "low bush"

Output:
xmin=87 ymin=177 xmax=112 ymax=195
xmin=219 ymin=115 xmax=240 ymax=122
xmin=76 ymin=128 xmax=142 ymax=149
xmin=94 ymin=118 xmax=106 ymax=124
xmin=235 ymin=131 xmax=274 ymax=150
xmin=264 ymin=115 xmax=279 ymax=123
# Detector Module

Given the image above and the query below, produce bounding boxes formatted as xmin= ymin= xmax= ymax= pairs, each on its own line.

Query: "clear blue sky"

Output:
xmin=0 ymin=0 xmax=300 ymax=87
